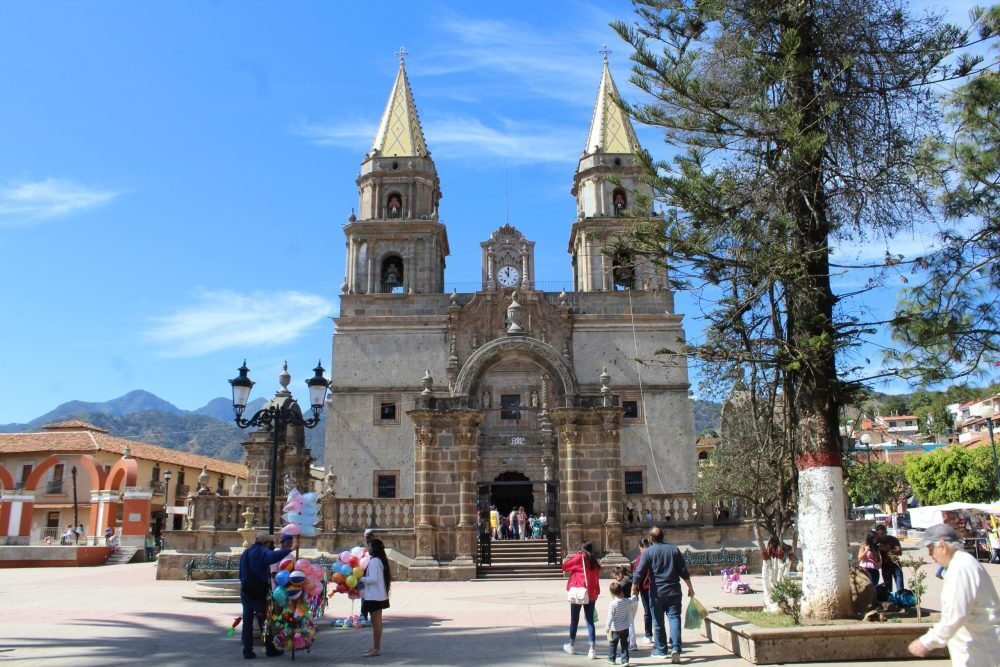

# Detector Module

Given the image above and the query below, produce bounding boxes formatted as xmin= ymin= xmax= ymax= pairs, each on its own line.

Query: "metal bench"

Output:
xmin=681 ymin=548 xmax=750 ymax=575
xmin=185 ymin=553 xmax=339 ymax=579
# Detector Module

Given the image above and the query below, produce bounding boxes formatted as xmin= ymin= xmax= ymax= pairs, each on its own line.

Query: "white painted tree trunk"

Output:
xmin=798 ymin=465 xmax=852 ymax=619
xmin=761 ymin=557 xmax=789 ymax=613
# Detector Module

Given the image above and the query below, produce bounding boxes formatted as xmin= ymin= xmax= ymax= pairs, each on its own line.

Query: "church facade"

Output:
xmin=325 ymin=57 xmax=696 ymax=578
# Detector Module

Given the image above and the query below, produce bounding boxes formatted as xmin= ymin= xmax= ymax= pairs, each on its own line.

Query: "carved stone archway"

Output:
xmin=452 ymin=336 xmax=579 ymax=400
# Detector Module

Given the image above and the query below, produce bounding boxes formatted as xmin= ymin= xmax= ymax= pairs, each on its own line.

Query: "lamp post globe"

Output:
xmin=229 ymin=360 xmax=329 ymax=535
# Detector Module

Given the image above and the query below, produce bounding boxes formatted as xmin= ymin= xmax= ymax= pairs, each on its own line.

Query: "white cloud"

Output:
xmin=146 ymin=289 xmax=334 ymax=357
xmin=0 ymin=178 xmax=120 ymax=225
xmin=294 ymin=114 xmax=580 ymax=164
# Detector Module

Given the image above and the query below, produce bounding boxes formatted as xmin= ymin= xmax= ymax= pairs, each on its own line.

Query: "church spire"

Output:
xmin=370 ymin=51 xmax=429 ymax=158
xmin=583 ymin=56 xmax=641 ymax=156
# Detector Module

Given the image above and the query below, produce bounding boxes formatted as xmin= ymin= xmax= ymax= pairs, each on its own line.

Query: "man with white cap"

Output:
xmin=908 ymin=523 xmax=1000 ymax=666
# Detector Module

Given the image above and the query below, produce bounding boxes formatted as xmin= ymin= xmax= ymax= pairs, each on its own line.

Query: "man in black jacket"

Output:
xmin=239 ymin=531 xmax=296 ymax=659
xmin=632 ymin=527 xmax=695 ymax=663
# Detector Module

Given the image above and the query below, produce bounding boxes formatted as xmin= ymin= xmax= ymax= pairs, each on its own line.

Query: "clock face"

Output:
xmin=497 ymin=265 xmax=520 ymax=286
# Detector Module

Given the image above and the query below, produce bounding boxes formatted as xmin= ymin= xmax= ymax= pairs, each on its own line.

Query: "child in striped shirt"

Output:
xmin=604 ymin=581 xmax=631 ymax=665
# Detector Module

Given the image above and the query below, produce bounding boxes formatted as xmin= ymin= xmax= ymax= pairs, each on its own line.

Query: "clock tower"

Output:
xmin=480 ymin=224 xmax=534 ymax=291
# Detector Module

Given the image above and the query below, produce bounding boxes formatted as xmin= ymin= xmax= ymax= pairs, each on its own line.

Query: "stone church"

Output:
xmin=325 ymin=56 xmax=696 ymax=578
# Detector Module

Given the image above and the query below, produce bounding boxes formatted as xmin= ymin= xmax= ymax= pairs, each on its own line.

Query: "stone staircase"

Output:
xmin=476 ymin=538 xmax=564 ymax=580
xmin=103 ymin=547 xmax=141 ymax=566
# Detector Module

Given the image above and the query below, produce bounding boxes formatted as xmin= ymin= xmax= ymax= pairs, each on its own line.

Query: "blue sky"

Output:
xmin=0 ymin=0 xmax=984 ymax=423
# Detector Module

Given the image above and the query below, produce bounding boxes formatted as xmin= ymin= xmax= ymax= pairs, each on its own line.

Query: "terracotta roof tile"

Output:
xmin=0 ymin=428 xmax=246 ymax=478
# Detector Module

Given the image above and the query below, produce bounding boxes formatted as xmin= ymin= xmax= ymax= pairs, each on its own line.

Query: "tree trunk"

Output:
xmin=797 ymin=458 xmax=852 ymax=618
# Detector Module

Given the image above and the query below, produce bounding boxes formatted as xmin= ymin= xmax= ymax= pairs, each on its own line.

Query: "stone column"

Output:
xmin=602 ymin=477 xmax=628 ymax=566
xmin=453 ymin=418 xmax=481 ymax=564
xmin=3 ymin=491 xmax=33 ymax=545
xmin=120 ymin=487 xmax=153 ymax=547
xmin=408 ymin=416 xmax=440 ymax=569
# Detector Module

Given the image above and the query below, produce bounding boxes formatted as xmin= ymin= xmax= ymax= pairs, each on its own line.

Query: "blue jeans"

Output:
xmin=638 ymin=589 xmax=652 ymax=638
xmin=569 ymin=601 xmax=597 ymax=645
xmin=240 ymin=593 xmax=264 ymax=657
xmin=650 ymin=593 xmax=683 ymax=655
xmin=882 ymin=564 xmax=904 ymax=592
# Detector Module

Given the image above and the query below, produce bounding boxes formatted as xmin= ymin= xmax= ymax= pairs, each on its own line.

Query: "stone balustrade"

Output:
xmin=623 ymin=493 xmax=703 ymax=526
xmin=183 ymin=494 xmax=413 ymax=533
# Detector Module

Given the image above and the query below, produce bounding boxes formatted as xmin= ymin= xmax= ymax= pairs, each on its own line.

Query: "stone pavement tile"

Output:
xmin=0 ymin=562 xmax=962 ymax=666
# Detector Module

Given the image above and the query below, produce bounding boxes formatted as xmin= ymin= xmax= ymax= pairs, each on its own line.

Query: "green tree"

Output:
xmin=904 ymin=446 xmax=1000 ymax=504
xmin=892 ymin=7 xmax=1000 ymax=381
xmin=844 ymin=459 xmax=908 ymax=508
xmin=611 ymin=0 xmax=969 ymax=619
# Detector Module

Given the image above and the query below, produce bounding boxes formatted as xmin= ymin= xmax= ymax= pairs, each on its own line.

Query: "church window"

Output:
xmin=151 ymin=465 xmax=160 ymax=482
xmin=386 ymin=192 xmax=403 ymax=218
xmin=612 ymin=251 xmax=635 ymax=290
xmin=624 ymin=470 xmax=644 ymax=495
xmin=380 ymin=256 xmax=405 ymax=293
xmin=375 ymin=472 xmax=399 ymax=499
xmin=622 ymin=400 xmax=639 ymax=420
xmin=500 ymin=394 xmax=521 ymax=421
xmin=20 ymin=464 xmax=32 ymax=487
xmin=612 ymin=188 xmax=627 ymax=216
xmin=374 ymin=395 xmax=401 ymax=425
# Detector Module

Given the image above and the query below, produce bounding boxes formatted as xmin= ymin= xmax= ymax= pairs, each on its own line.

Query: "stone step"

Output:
xmin=104 ymin=547 xmax=140 ymax=565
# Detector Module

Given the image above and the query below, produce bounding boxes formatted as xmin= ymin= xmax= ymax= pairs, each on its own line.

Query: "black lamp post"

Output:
xmin=71 ymin=466 xmax=78 ymax=543
xmin=229 ymin=360 xmax=330 ymax=534
xmin=975 ymin=404 xmax=1000 ymax=493
xmin=164 ymin=469 xmax=173 ymax=524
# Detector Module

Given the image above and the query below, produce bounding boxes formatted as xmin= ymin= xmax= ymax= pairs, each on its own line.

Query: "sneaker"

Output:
xmin=587 ymin=647 xmax=597 ymax=660
xmin=621 ymin=662 xmax=629 ymax=666
xmin=651 ymin=651 xmax=668 ymax=658
xmin=563 ymin=643 xmax=576 ymax=656
xmin=606 ymin=660 xmax=616 ymax=666
xmin=671 ymin=650 xmax=681 ymax=664
xmin=628 ymin=643 xmax=638 ymax=651
xmin=643 ymin=636 xmax=654 ymax=645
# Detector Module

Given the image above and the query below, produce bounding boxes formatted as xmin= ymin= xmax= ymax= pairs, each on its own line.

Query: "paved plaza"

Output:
xmin=1 ymin=554 xmax=983 ymax=666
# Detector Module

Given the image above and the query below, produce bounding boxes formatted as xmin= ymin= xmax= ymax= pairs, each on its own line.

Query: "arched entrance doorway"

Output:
xmin=490 ymin=471 xmax=533 ymax=516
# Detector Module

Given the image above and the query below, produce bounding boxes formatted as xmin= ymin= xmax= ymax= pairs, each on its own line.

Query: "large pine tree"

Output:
xmin=611 ymin=0 xmax=967 ymax=618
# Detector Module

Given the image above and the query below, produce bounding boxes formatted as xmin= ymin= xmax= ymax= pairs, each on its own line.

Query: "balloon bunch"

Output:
xmin=281 ymin=488 xmax=320 ymax=538
xmin=270 ymin=556 xmax=324 ymax=652
xmin=328 ymin=546 xmax=369 ymax=598
xmin=330 ymin=614 xmax=371 ymax=628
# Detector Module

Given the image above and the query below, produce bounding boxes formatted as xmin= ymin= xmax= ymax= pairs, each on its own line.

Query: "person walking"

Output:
xmin=510 ymin=508 xmax=520 ymax=541
xmin=604 ymin=581 xmax=632 ymax=666
xmin=632 ymin=527 xmax=695 ymax=664
xmin=909 ymin=524 xmax=1000 ymax=666
xmin=361 ymin=538 xmax=391 ymax=657
xmin=238 ymin=531 xmax=295 ymax=660
xmin=633 ymin=538 xmax=653 ymax=646
xmin=517 ymin=506 xmax=528 ymax=540
xmin=562 ymin=540 xmax=602 ymax=659
xmin=144 ymin=530 xmax=156 ymax=561
xmin=490 ymin=505 xmax=500 ymax=540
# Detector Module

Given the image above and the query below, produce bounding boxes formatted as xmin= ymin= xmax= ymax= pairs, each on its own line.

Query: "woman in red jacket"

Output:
xmin=562 ymin=541 xmax=602 ymax=658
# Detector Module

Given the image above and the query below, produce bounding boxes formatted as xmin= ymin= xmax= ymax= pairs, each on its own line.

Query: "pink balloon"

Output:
xmin=339 ymin=551 xmax=351 ymax=564
xmin=282 ymin=523 xmax=301 ymax=536
xmin=295 ymin=558 xmax=310 ymax=571
xmin=359 ymin=555 xmax=371 ymax=569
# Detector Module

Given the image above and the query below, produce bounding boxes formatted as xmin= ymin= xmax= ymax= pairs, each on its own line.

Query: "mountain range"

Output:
xmin=0 ymin=390 xmax=723 ymax=464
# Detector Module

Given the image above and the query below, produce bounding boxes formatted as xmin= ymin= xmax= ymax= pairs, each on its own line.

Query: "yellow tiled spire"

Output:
xmin=584 ymin=59 xmax=641 ymax=156
xmin=370 ymin=57 xmax=429 ymax=158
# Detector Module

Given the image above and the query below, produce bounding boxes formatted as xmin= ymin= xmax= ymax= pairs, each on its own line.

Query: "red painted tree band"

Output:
xmin=796 ymin=451 xmax=842 ymax=469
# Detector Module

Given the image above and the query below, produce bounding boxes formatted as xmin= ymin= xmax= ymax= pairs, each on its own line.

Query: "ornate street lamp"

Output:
xmin=229 ymin=360 xmax=330 ymax=534
xmin=164 ymin=469 xmax=173 ymax=524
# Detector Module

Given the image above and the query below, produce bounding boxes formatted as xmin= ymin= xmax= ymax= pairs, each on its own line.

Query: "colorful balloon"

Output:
xmin=289 ymin=570 xmax=306 ymax=585
xmin=360 ymin=555 xmax=371 ymax=569
xmin=279 ymin=558 xmax=295 ymax=571
xmin=339 ymin=551 xmax=351 ymax=564
xmin=275 ymin=570 xmax=290 ymax=587
xmin=345 ymin=575 xmax=358 ymax=588
xmin=272 ymin=586 xmax=288 ymax=607
xmin=352 ymin=566 xmax=363 ymax=578
xmin=351 ymin=546 xmax=364 ymax=558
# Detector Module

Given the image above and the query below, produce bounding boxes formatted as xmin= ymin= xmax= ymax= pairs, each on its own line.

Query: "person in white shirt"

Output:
xmin=360 ymin=538 xmax=391 ymax=658
xmin=909 ymin=523 xmax=1000 ymax=667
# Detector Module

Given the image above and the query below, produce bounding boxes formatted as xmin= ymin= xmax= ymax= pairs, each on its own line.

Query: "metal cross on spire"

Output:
xmin=396 ymin=46 xmax=409 ymax=64
xmin=599 ymin=44 xmax=612 ymax=63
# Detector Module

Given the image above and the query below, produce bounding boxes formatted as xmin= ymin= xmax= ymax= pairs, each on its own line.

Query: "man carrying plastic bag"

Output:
xmin=684 ymin=596 xmax=709 ymax=630
xmin=633 ymin=527 xmax=696 ymax=664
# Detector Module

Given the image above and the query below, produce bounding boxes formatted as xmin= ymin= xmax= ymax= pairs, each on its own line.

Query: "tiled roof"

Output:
xmin=43 ymin=419 xmax=108 ymax=433
xmin=0 ymin=423 xmax=247 ymax=478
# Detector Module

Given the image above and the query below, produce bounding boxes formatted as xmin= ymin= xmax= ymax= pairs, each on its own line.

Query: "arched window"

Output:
xmin=380 ymin=255 xmax=404 ymax=293
xmin=386 ymin=192 xmax=403 ymax=218
xmin=612 ymin=188 xmax=627 ymax=217
xmin=612 ymin=251 xmax=635 ymax=290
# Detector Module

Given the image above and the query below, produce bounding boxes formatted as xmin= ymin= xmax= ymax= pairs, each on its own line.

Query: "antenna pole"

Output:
xmin=504 ymin=160 xmax=509 ymax=224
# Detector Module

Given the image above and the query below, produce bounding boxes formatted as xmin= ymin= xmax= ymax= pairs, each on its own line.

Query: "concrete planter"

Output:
xmin=702 ymin=608 xmax=948 ymax=664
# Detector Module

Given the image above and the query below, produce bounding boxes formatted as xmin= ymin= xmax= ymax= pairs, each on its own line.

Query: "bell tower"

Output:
xmin=343 ymin=51 xmax=449 ymax=295
xmin=568 ymin=52 xmax=665 ymax=292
